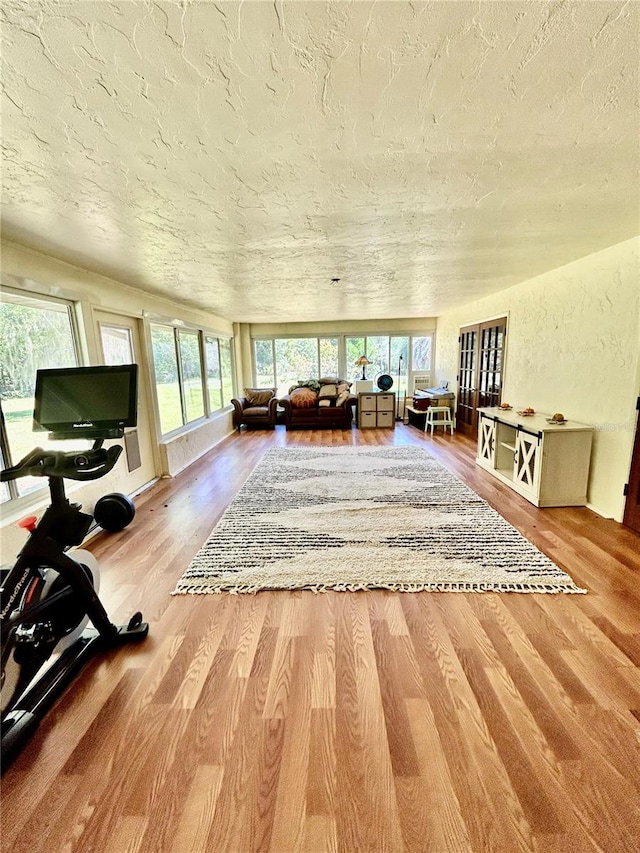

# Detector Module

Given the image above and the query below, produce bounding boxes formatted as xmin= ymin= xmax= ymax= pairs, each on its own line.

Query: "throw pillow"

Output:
xmin=318 ymin=383 xmax=338 ymax=399
xmin=289 ymin=379 xmax=320 ymax=394
xmin=244 ymin=388 xmax=274 ymax=406
xmin=335 ymin=390 xmax=350 ymax=407
xmin=319 ymin=377 xmax=339 ymax=385
xmin=290 ymin=387 xmax=318 ymax=408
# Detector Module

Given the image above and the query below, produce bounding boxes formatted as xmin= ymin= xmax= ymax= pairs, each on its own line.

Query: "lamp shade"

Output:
xmin=355 ymin=355 xmax=372 ymax=380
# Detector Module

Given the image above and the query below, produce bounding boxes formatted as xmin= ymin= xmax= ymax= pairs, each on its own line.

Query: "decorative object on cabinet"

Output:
xmin=355 ymin=355 xmax=372 ymax=380
xmin=358 ymin=392 xmax=395 ymax=429
xmin=476 ymin=407 xmax=593 ymax=507
xmin=376 ymin=373 xmax=393 ymax=391
xmin=353 ymin=379 xmax=373 ymax=394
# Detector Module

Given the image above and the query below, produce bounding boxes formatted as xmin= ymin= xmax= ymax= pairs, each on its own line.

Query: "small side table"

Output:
xmin=424 ymin=406 xmax=454 ymax=435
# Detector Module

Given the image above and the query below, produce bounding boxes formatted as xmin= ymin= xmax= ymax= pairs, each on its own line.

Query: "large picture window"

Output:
xmin=253 ymin=333 xmax=432 ymax=403
xmin=150 ymin=323 xmax=233 ymax=436
xmin=346 ymin=335 xmax=410 ymax=399
xmin=252 ymin=337 xmax=340 ymax=397
xmin=0 ymin=291 xmax=80 ymax=502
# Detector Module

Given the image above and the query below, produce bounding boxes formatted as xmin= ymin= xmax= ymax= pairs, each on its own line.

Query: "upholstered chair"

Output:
xmin=231 ymin=388 xmax=278 ymax=430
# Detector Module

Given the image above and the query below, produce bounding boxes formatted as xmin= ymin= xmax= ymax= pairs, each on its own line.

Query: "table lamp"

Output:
xmin=355 ymin=355 xmax=372 ymax=380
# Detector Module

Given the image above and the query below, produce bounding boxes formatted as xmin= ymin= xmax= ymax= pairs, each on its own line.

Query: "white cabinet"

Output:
xmin=476 ymin=408 xmax=593 ymax=507
xmin=358 ymin=393 xmax=396 ymax=429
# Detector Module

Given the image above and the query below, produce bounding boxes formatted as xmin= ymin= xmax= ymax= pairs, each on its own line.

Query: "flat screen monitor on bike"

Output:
xmin=33 ymin=364 xmax=138 ymax=440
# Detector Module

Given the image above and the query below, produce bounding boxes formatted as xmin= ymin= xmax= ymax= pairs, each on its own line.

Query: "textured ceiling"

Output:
xmin=1 ymin=1 xmax=638 ymax=323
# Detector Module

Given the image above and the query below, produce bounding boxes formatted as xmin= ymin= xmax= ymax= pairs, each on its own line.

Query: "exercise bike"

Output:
xmin=1 ymin=366 xmax=149 ymax=770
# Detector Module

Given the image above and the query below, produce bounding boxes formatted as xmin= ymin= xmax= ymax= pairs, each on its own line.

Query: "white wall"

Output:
xmin=1 ymin=241 xmax=235 ymax=559
xmin=435 ymin=237 xmax=640 ymax=521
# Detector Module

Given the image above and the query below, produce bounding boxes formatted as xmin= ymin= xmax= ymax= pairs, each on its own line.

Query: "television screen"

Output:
xmin=33 ymin=364 xmax=138 ymax=438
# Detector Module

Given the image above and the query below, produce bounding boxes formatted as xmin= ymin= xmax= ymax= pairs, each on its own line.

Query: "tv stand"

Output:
xmin=476 ymin=407 xmax=593 ymax=507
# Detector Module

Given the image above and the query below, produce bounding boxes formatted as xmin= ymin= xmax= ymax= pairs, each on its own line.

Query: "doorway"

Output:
xmin=94 ymin=311 xmax=157 ymax=486
xmin=456 ymin=317 xmax=507 ymax=437
xmin=623 ymin=398 xmax=640 ymax=534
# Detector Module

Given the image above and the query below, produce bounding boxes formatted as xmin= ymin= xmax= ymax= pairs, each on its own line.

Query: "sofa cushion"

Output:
xmin=243 ymin=406 xmax=272 ymax=417
xmin=318 ymin=383 xmax=338 ymax=399
xmin=290 ymin=387 xmax=318 ymax=408
xmin=244 ymin=388 xmax=274 ymax=406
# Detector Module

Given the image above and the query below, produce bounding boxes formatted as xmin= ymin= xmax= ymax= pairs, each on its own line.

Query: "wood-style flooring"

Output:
xmin=2 ymin=424 xmax=640 ymax=853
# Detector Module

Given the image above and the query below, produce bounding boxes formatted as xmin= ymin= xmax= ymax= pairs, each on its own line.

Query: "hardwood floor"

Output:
xmin=2 ymin=424 xmax=640 ymax=853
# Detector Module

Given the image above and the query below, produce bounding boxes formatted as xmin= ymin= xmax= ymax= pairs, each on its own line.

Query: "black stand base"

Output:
xmin=1 ymin=618 xmax=148 ymax=771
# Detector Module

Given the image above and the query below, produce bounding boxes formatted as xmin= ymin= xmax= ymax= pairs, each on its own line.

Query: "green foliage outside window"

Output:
xmin=219 ymin=339 xmax=233 ymax=407
xmin=0 ymin=296 xmax=80 ymax=501
xmin=151 ymin=324 xmax=233 ymax=436
xmin=178 ymin=331 xmax=204 ymax=422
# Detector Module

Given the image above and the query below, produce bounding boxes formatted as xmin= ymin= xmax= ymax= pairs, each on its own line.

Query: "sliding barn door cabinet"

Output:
xmin=476 ymin=407 xmax=593 ymax=507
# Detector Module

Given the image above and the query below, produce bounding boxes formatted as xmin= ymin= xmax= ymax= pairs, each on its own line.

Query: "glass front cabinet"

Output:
xmin=476 ymin=408 xmax=593 ymax=507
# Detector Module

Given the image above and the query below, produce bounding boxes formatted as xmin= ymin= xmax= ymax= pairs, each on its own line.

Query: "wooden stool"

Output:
xmin=424 ymin=406 xmax=454 ymax=435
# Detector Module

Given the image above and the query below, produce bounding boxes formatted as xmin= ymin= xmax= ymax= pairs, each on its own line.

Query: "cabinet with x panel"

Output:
xmin=476 ymin=408 xmax=594 ymax=507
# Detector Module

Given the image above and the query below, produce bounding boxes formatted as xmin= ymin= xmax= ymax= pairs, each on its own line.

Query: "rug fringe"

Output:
xmin=172 ymin=581 xmax=587 ymax=596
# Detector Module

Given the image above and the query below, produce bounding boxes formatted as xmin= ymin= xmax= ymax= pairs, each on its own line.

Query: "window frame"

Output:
xmin=148 ymin=319 xmax=235 ymax=439
xmin=252 ymin=331 xmax=435 ymax=398
xmin=0 ymin=288 xmax=82 ymax=506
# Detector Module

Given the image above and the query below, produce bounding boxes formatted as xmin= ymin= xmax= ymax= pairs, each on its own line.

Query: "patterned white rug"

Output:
xmin=173 ymin=446 xmax=586 ymax=595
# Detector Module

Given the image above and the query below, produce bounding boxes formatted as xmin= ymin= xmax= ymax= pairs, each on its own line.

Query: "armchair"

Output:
xmin=231 ymin=387 xmax=278 ymax=430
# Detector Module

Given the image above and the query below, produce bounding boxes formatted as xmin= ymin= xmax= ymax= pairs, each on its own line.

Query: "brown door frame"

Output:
xmin=623 ymin=397 xmax=640 ymax=534
xmin=456 ymin=317 xmax=507 ymax=438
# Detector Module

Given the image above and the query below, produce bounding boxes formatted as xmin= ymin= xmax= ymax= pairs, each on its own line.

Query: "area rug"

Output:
xmin=173 ymin=446 xmax=586 ymax=595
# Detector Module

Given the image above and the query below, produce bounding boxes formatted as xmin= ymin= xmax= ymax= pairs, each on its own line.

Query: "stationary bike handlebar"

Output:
xmin=0 ymin=445 xmax=122 ymax=483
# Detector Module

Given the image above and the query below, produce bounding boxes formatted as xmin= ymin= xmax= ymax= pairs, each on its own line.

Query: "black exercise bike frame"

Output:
xmin=1 ymin=442 xmax=148 ymax=769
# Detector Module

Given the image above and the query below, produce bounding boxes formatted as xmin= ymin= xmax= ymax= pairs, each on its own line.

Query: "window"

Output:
xmin=100 ymin=325 xmax=134 ymax=365
xmin=0 ymin=291 xmax=80 ymax=502
xmin=274 ymin=338 xmax=318 ymax=396
xmin=219 ymin=338 xmax=233 ymax=407
xmin=205 ymin=335 xmax=234 ymax=411
xmin=254 ymin=339 xmax=275 ymax=387
xmin=150 ymin=325 xmax=183 ymax=434
xmin=346 ymin=335 xmax=409 ymax=389
xmin=412 ymin=336 xmax=432 ymax=373
xmin=150 ymin=323 xmax=234 ymax=436
xmin=178 ymin=330 xmax=205 ymax=422
xmin=319 ymin=338 xmax=339 ymax=377
xmin=205 ymin=336 xmax=223 ymax=411
xmin=253 ymin=333 xmax=431 ymax=399
xmin=252 ymin=337 xmax=340 ymax=397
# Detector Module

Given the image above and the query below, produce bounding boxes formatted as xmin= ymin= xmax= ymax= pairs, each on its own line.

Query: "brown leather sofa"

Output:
xmin=279 ymin=393 xmax=356 ymax=430
xmin=231 ymin=388 xmax=278 ymax=430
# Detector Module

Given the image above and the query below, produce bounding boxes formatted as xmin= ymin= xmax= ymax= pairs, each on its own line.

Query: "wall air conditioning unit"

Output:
xmin=413 ymin=375 xmax=432 ymax=392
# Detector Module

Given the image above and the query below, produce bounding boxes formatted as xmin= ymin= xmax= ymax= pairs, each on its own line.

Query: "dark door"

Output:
xmin=456 ymin=318 xmax=507 ymax=437
xmin=623 ymin=398 xmax=640 ymax=534
xmin=457 ymin=325 xmax=478 ymax=436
